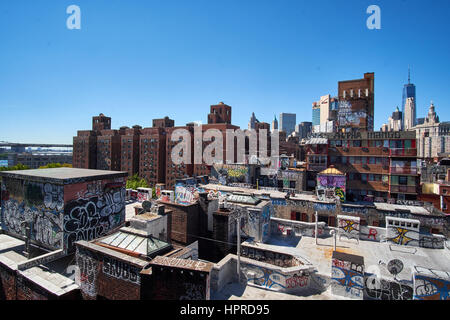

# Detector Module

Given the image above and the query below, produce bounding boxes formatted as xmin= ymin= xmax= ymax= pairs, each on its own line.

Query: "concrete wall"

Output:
xmin=240 ymin=243 xmax=302 ymax=268
xmin=129 ymin=214 xmax=170 ymax=243
xmin=364 ymin=275 xmax=413 ymax=300
xmin=413 ymin=269 xmax=450 ymax=300
xmin=331 ymin=255 xmax=364 ymax=300
xmin=211 ymin=254 xmax=316 ymax=295
xmin=270 ymin=217 xmax=329 ymax=238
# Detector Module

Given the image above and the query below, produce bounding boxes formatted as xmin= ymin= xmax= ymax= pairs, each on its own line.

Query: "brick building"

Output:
xmin=73 ymin=130 xmax=98 ymax=169
xmin=207 ymin=102 xmax=232 ymax=124
xmin=305 ymin=131 xmax=419 ymax=202
xmin=153 ymin=116 xmax=175 ymax=128
xmin=337 ymin=72 xmax=375 ymax=132
xmin=120 ymin=125 xmax=142 ymax=176
xmin=165 ymin=126 xmax=194 ymax=190
xmin=96 ymin=129 xmax=122 ymax=171
xmin=139 ymin=127 xmax=167 ymax=187
xmin=141 ymin=255 xmax=213 ymax=300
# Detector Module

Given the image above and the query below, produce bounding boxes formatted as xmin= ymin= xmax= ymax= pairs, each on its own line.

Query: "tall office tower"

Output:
xmin=295 ymin=122 xmax=312 ymax=139
xmin=337 ymin=72 xmax=375 ymax=132
xmin=207 ymin=102 xmax=232 ymax=124
xmin=279 ymin=113 xmax=296 ymax=136
xmin=387 ymin=107 xmax=403 ymax=131
xmin=319 ymin=94 xmax=331 ymax=125
xmin=248 ymin=112 xmax=259 ymax=130
xmin=402 ymin=67 xmax=416 ymax=127
xmin=404 ymin=97 xmax=416 ymax=131
xmin=312 ymin=103 xmax=320 ymax=126
xmin=271 ymin=115 xmax=278 ymax=132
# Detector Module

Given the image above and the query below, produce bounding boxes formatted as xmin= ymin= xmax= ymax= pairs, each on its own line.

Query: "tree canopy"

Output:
xmin=126 ymin=174 xmax=150 ymax=190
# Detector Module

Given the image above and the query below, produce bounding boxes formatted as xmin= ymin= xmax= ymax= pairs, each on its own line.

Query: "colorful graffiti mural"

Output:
xmin=331 ymin=252 xmax=364 ymax=300
xmin=337 ymin=215 xmax=360 ymax=241
xmin=386 ymin=217 xmax=420 ymax=247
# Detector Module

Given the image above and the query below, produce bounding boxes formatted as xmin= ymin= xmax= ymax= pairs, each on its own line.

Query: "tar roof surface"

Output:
xmin=0 ymin=167 xmax=128 ymax=184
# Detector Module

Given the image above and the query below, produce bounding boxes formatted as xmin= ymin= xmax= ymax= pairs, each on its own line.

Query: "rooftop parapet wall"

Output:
xmin=211 ymin=254 xmax=316 ymax=295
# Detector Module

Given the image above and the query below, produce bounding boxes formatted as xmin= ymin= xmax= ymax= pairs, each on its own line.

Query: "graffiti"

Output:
xmin=331 ymin=266 xmax=364 ymax=299
xmin=244 ymin=265 xmax=286 ymax=290
xmin=338 ymin=215 xmax=360 ymax=241
xmin=331 ymin=254 xmax=364 ymax=300
xmin=137 ymin=192 xmax=149 ymax=202
xmin=33 ymin=211 xmax=63 ymax=248
xmin=76 ymin=247 xmax=99 ymax=298
xmin=64 ymin=188 xmax=125 ymax=251
xmin=271 ymin=218 xmax=328 ymax=238
xmin=364 ymin=276 xmax=413 ymax=300
xmin=337 ymin=100 xmax=367 ymax=127
xmin=360 ymin=226 xmax=383 ymax=242
xmin=86 ymin=181 xmax=103 ymax=197
xmin=386 ymin=217 xmax=420 ymax=247
xmin=388 ymin=227 xmax=418 ymax=246
xmin=179 ymin=283 xmax=205 ymax=300
xmin=214 ymin=164 xmax=250 ymax=185
xmin=102 ymin=257 xmax=141 ymax=284
xmin=241 ymin=246 xmax=300 ymax=268
xmin=286 ymin=274 xmax=309 ymax=289
xmin=335 ymin=187 xmax=345 ymax=202
xmin=414 ymin=275 xmax=450 ymax=300
xmin=150 ymin=256 xmax=212 ymax=272
xmin=396 ymin=200 xmax=423 ymax=207
xmin=2 ymin=198 xmax=63 ymax=249
xmin=175 ymin=185 xmax=204 ymax=205
xmin=419 ymin=235 xmax=445 ymax=249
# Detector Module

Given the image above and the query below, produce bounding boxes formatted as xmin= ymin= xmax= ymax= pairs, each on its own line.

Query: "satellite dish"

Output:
xmin=387 ymin=259 xmax=404 ymax=276
xmin=142 ymin=201 xmax=152 ymax=212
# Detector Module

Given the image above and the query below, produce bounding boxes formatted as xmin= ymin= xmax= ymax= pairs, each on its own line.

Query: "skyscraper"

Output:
xmin=312 ymin=103 xmax=320 ymax=126
xmin=249 ymin=112 xmax=259 ymax=130
xmin=271 ymin=115 xmax=278 ymax=132
xmin=404 ymin=97 xmax=416 ymax=131
xmin=279 ymin=113 xmax=296 ymax=136
xmin=402 ymin=67 xmax=416 ymax=127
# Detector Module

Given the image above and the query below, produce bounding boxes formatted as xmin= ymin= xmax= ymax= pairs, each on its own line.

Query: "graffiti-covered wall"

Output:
xmin=63 ymin=177 xmax=126 ymax=252
xmin=212 ymin=164 xmax=251 ymax=185
xmin=317 ymin=174 xmax=346 ymax=202
xmin=1 ymin=177 xmax=64 ymax=250
xmin=413 ymin=267 xmax=450 ymax=300
xmin=270 ymin=217 xmax=329 ymax=238
xmin=386 ymin=217 xmax=420 ymax=247
xmin=0 ymin=175 xmax=126 ymax=253
xmin=364 ymin=275 xmax=413 ymax=300
xmin=331 ymin=252 xmax=364 ymax=300
xmin=337 ymin=215 xmax=360 ymax=241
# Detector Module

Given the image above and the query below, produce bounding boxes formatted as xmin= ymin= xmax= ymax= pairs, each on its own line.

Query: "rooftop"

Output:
xmin=0 ymin=167 xmax=128 ymax=184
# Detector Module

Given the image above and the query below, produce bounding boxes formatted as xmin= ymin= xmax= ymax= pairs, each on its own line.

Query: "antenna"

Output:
xmin=408 ymin=66 xmax=411 ymax=84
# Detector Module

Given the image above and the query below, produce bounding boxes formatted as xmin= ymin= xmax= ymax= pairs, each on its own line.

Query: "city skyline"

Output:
xmin=1 ymin=0 xmax=450 ymax=144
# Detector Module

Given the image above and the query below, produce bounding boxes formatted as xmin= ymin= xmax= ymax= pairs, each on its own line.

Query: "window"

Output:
xmin=399 ymin=176 xmax=408 ymax=185
xmin=353 ymin=140 xmax=361 ymax=147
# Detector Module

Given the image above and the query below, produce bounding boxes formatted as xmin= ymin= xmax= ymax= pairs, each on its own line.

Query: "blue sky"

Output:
xmin=0 ymin=0 xmax=449 ymax=143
